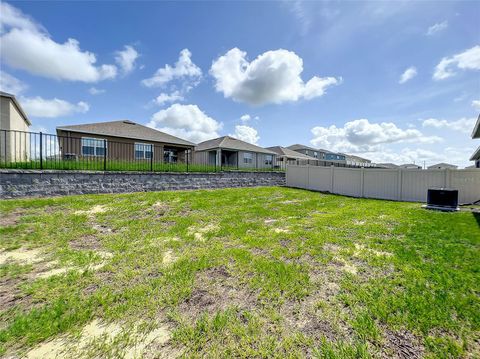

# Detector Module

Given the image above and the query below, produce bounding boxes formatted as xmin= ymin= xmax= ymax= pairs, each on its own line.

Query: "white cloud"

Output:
xmin=0 ymin=2 xmax=118 ymax=82
xmin=210 ymin=48 xmax=341 ymax=105
xmin=115 ymin=45 xmax=139 ymax=74
xmin=230 ymin=125 xmax=260 ymax=145
xmin=472 ymin=100 xmax=480 ymax=111
xmin=0 ymin=71 xmax=27 ymax=94
xmin=426 ymin=21 xmax=448 ymax=36
xmin=399 ymin=66 xmax=417 ymax=84
xmin=142 ymin=49 xmax=202 ymax=88
xmin=154 ymin=91 xmax=184 ymax=106
xmin=433 ymin=45 xmax=480 ymax=80
xmin=310 ymin=119 xmax=441 ymax=153
xmin=240 ymin=114 xmax=251 ymax=122
xmin=88 ymin=87 xmax=105 ymax=95
xmin=147 ymin=104 xmax=221 ymax=143
xmin=422 ymin=117 xmax=476 ymax=134
xmin=20 ymin=96 xmax=89 ymax=118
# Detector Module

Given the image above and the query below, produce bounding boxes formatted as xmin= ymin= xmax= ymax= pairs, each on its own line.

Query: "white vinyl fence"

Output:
xmin=286 ymin=165 xmax=480 ymax=204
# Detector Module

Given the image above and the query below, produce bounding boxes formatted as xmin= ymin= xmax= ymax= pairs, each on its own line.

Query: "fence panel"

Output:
xmin=363 ymin=169 xmax=399 ymax=200
xmin=307 ymin=166 xmax=332 ymax=191
xmin=287 ymin=165 xmax=480 ymax=204
xmin=333 ymin=167 xmax=362 ymax=197
xmin=401 ymin=170 xmax=445 ymax=202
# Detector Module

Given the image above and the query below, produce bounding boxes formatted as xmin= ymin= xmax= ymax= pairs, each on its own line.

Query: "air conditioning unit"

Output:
xmin=423 ymin=188 xmax=459 ymax=211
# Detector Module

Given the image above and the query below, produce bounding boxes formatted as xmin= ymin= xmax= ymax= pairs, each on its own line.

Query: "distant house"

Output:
xmin=266 ymin=146 xmax=317 ymax=166
xmin=56 ymin=120 xmax=194 ymax=163
xmin=287 ymin=144 xmax=346 ymax=162
xmin=194 ymin=136 xmax=277 ymax=169
xmin=470 ymin=114 xmax=480 ymax=168
xmin=344 ymin=154 xmax=372 ymax=167
xmin=0 ymin=91 xmax=31 ymax=162
xmin=427 ymin=163 xmax=458 ymax=170
xmin=377 ymin=163 xmax=399 ymax=169
xmin=399 ymin=163 xmax=422 ymax=169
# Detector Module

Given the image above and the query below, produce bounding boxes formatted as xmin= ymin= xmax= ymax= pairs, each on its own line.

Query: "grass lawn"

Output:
xmin=0 ymin=187 xmax=478 ymax=358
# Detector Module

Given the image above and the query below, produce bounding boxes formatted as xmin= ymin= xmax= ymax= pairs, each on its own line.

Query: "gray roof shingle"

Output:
xmin=56 ymin=120 xmax=195 ymax=146
xmin=195 ymin=136 xmax=276 ymax=154
xmin=266 ymin=146 xmax=316 ymax=160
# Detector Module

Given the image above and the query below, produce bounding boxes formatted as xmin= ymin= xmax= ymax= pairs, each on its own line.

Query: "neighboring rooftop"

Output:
xmin=196 ymin=136 xmax=276 ymax=155
xmin=287 ymin=144 xmax=319 ymax=152
xmin=0 ymin=91 xmax=31 ymax=126
xmin=427 ymin=163 xmax=458 ymax=169
xmin=399 ymin=163 xmax=422 ymax=169
xmin=470 ymin=146 xmax=480 ymax=162
xmin=266 ymin=146 xmax=317 ymax=160
xmin=377 ymin=163 xmax=399 ymax=169
xmin=56 ymin=120 xmax=195 ymax=147
xmin=472 ymin=114 xmax=480 ymax=139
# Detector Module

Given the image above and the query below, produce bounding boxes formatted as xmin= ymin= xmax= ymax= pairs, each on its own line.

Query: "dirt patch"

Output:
xmin=0 ymin=248 xmax=43 ymax=265
xmin=331 ymin=257 xmax=358 ymax=275
xmin=70 ymin=235 xmax=103 ymax=251
xmin=163 ymin=250 xmax=176 ymax=265
xmin=25 ymin=319 xmax=171 ymax=359
xmin=0 ymin=210 xmax=25 ymax=226
xmin=383 ymin=328 xmax=424 ymax=359
xmin=354 ymin=243 xmax=392 ymax=257
xmin=152 ymin=201 xmax=170 ymax=216
xmin=273 ymin=228 xmax=291 ymax=234
xmin=188 ymin=224 xmax=219 ymax=242
xmin=179 ymin=266 xmax=256 ymax=320
xmin=74 ymin=205 xmax=108 ymax=216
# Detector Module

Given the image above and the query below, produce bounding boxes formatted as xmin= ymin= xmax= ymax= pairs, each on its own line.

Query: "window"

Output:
xmin=164 ymin=148 xmax=178 ymax=163
xmin=135 ymin=143 xmax=153 ymax=159
xmin=243 ymin=152 xmax=253 ymax=164
xmin=81 ymin=137 xmax=106 ymax=157
xmin=313 ymin=151 xmax=318 ymax=158
xmin=265 ymin=155 xmax=273 ymax=165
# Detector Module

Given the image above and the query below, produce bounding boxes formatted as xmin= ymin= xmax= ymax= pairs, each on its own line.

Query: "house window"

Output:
xmin=265 ymin=155 xmax=273 ymax=165
xmin=313 ymin=151 xmax=318 ymax=158
xmin=164 ymin=148 xmax=178 ymax=163
xmin=243 ymin=152 xmax=253 ymax=164
xmin=135 ymin=143 xmax=153 ymax=159
xmin=81 ymin=137 xmax=106 ymax=157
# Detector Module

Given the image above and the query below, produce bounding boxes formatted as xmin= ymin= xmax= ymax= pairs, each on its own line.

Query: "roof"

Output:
xmin=195 ymin=136 xmax=276 ymax=154
xmin=427 ymin=162 xmax=458 ymax=169
xmin=345 ymin=154 xmax=371 ymax=162
xmin=0 ymin=91 xmax=31 ymax=126
xmin=56 ymin=120 xmax=194 ymax=147
xmin=470 ymin=145 xmax=480 ymax=161
xmin=377 ymin=163 xmax=399 ymax=169
xmin=399 ymin=163 xmax=422 ymax=169
xmin=266 ymin=146 xmax=317 ymax=160
xmin=472 ymin=114 xmax=480 ymax=139
xmin=287 ymin=144 xmax=319 ymax=152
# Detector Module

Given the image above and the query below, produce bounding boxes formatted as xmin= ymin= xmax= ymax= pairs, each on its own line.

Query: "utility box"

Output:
xmin=424 ymin=188 xmax=459 ymax=211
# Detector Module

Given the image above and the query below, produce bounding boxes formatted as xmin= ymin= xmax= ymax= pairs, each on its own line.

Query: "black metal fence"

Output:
xmin=0 ymin=129 xmax=375 ymax=173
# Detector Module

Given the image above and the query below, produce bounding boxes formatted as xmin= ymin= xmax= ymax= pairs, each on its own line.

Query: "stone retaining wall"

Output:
xmin=0 ymin=170 xmax=286 ymax=199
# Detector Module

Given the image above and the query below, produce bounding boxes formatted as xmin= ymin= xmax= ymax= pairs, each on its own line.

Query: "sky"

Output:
xmin=0 ymin=1 xmax=479 ymax=167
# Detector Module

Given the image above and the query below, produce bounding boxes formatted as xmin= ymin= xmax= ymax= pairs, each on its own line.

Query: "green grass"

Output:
xmin=0 ymin=187 xmax=478 ymax=358
xmin=0 ymin=159 xmax=283 ymax=173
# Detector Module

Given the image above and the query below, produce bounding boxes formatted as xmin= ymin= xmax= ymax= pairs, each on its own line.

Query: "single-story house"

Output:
xmin=287 ymin=144 xmax=346 ymax=162
xmin=0 ymin=91 xmax=31 ymax=162
xmin=194 ymin=136 xmax=277 ymax=169
xmin=56 ymin=120 xmax=195 ymax=163
xmin=399 ymin=163 xmax=422 ymax=169
xmin=470 ymin=114 xmax=480 ymax=168
xmin=427 ymin=163 xmax=458 ymax=170
xmin=266 ymin=146 xmax=317 ymax=165
xmin=377 ymin=163 xmax=399 ymax=169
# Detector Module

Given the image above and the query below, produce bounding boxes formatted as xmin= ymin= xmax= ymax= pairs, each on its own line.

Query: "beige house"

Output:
xmin=194 ymin=136 xmax=277 ymax=169
xmin=56 ymin=120 xmax=194 ymax=163
xmin=427 ymin=163 xmax=458 ymax=170
xmin=399 ymin=163 xmax=422 ymax=169
xmin=0 ymin=91 xmax=31 ymax=162
xmin=470 ymin=114 xmax=480 ymax=168
xmin=266 ymin=146 xmax=317 ymax=167
xmin=344 ymin=154 xmax=372 ymax=167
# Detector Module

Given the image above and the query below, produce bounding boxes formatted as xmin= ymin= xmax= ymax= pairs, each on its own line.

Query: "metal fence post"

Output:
xmin=103 ymin=139 xmax=107 ymax=171
xmin=150 ymin=144 xmax=154 ymax=172
xmin=39 ymin=132 xmax=43 ymax=170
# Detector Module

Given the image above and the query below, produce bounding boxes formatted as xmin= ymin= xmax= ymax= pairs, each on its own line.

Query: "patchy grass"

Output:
xmin=0 ymin=187 xmax=478 ymax=358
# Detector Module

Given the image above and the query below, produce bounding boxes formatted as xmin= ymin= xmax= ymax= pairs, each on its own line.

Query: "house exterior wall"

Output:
xmin=0 ymin=98 xmax=30 ymax=162
xmin=56 ymin=130 xmax=192 ymax=163
xmin=194 ymin=149 xmax=275 ymax=169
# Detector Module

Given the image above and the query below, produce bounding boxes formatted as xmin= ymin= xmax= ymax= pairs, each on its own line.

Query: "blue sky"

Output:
xmin=1 ymin=1 xmax=479 ymax=167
